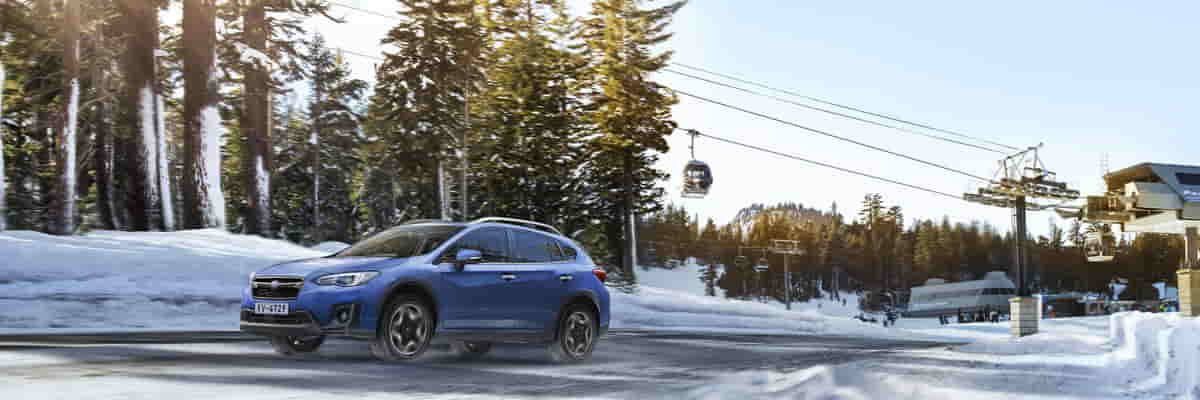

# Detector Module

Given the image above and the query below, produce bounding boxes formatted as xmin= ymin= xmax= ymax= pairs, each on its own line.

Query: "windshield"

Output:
xmin=333 ymin=225 xmax=464 ymax=258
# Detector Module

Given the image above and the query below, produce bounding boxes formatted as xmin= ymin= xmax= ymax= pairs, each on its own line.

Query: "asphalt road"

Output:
xmin=0 ymin=330 xmax=956 ymax=399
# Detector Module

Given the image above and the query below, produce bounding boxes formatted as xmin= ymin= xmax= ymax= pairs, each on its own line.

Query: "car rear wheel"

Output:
xmin=370 ymin=294 xmax=434 ymax=361
xmin=546 ymin=304 xmax=597 ymax=363
xmin=270 ymin=335 xmax=325 ymax=355
xmin=451 ymin=341 xmax=492 ymax=359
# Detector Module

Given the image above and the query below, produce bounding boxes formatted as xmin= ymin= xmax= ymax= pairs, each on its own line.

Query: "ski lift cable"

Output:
xmin=669 ymin=62 xmax=1022 ymax=152
xmin=671 ymin=88 xmax=996 ymax=184
xmin=663 ymin=68 xmax=1005 ymax=154
xmin=329 ymin=1 xmax=400 ymax=21
xmin=328 ymin=0 xmax=1017 ymax=155
xmin=676 ymin=128 xmax=965 ymax=201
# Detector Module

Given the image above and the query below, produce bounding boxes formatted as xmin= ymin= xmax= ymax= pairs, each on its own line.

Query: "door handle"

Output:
xmin=501 ymin=273 xmax=517 ymax=281
xmin=559 ymin=274 xmax=574 ymax=282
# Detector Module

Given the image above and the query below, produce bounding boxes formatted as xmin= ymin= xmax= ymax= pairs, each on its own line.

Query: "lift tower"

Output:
xmin=963 ymin=144 xmax=1080 ymax=336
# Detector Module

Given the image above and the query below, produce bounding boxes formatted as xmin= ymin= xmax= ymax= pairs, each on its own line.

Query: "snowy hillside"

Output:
xmin=0 ymin=230 xmax=891 ymax=338
xmin=0 ymin=229 xmax=325 ymax=330
xmin=635 ymin=260 xmax=863 ymax=320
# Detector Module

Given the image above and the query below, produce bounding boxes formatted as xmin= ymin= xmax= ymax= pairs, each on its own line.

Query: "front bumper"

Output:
xmin=239 ymin=303 xmax=371 ymax=338
xmin=240 ymin=310 xmax=324 ymax=337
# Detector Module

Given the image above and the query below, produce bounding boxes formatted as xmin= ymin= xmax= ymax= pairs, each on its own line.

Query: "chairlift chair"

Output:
xmin=1085 ymin=230 xmax=1116 ymax=262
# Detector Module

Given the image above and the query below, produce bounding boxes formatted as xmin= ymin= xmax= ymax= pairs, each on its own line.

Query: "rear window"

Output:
xmin=558 ymin=241 xmax=578 ymax=261
xmin=510 ymin=230 xmax=560 ymax=263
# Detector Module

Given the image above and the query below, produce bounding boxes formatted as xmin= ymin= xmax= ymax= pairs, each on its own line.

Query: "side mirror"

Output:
xmin=454 ymin=249 xmax=484 ymax=269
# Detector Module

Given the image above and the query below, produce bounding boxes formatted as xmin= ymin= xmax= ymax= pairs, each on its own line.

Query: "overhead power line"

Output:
xmin=329 ymin=1 xmax=400 ymax=21
xmin=663 ymin=68 xmax=1004 ymax=154
xmin=678 ymin=128 xmax=964 ymax=201
xmin=337 ymin=47 xmax=384 ymax=62
xmin=669 ymin=62 xmax=1022 ymax=152
xmin=671 ymin=88 xmax=995 ymax=183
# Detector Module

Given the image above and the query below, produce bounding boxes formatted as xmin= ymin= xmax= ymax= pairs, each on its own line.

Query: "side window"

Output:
xmin=444 ymin=228 xmax=509 ymax=263
xmin=557 ymin=241 xmax=577 ymax=261
xmin=510 ymin=230 xmax=559 ymax=263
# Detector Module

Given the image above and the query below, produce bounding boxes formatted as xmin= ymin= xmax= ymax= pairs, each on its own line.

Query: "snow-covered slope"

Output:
xmin=0 ymin=230 xmax=323 ymax=330
xmin=0 ymin=230 xmax=894 ymax=339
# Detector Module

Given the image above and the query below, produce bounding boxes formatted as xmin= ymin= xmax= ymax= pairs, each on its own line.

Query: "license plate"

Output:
xmin=255 ymin=303 xmax=289 ymax=315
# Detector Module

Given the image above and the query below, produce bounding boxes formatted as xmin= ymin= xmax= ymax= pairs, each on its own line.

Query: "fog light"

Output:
xmin=337 ymin=309 xmax=351 ymax=323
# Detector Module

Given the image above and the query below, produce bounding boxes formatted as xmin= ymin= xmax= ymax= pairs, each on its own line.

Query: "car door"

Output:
xmin=506 ymin=229 xmax=571 ymax=331
xmin=436 ymin=228 xmax=521 ymax=330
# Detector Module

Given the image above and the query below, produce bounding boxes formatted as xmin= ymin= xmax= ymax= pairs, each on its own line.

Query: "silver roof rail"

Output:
xmin=470 ymin=217 xmax=563 ymax=236
xmin=401 ymin=219 xmax=450 ymax=225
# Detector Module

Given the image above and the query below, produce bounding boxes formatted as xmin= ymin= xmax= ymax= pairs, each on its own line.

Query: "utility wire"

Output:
xmin=337 ymin=47 xmax=384 ymax=62
xmin=678 ymin=128 xmax=964 ymax=201
xmin=329 ymin=0 xmax=1015 ymax=153
xmin=670 ymin=62 xmax=1022 ymax=152
xmin=672 ymin=88 xmax=995 ymax=183
xmin=664 ymin=68 xmax=1004 ymax=154
xmin=328 ymin=1 xmax=399 ymax=21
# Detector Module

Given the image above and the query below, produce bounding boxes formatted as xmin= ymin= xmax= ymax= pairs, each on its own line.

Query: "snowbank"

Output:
xmin=0 ymin=230 xmax=323 ymax=330
xmin=1105 ymin=312 xmax=1200 ymax=397
xmin=685 ymin=365 xmax=957 ymax=400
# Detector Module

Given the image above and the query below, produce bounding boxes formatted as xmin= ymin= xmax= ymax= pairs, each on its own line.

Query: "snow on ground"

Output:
xmin=5 ymin=230 xmax=1199 ymax=398
xmin=0 ymin=229 xmax=323 ymax=330
xmin=0 ymin=230 xmax=895 ymax=340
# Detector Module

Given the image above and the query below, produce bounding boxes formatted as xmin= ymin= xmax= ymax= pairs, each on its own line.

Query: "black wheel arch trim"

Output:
xmin=554 ymin=289 xmax=602 ymax=334
xmin=380 ymin=279 xmax=441 ymax=332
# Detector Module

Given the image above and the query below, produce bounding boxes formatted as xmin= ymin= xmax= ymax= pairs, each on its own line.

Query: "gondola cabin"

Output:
xmin=681 ymin=160 xmax=713 ymax=199
xmin=1085 ymin=231 xmax=1116 ymax=262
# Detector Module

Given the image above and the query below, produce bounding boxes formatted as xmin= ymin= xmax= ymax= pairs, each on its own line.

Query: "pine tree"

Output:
xmin=298 ymin=35 xmax=367 ymax=242
xmin=578 ymin=0 xmax=685 ymax=277
xmin=369 ymin=0 xmax=487 ymax=222
xmin=471 ymin=0 xmax=591 ymax=236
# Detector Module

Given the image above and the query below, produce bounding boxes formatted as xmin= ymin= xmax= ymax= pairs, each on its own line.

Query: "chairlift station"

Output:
xmin=1057 ymin=162 xmax=1200 ymax=317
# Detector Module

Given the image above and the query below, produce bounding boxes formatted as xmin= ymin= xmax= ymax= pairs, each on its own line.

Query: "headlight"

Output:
xmin=316 ymin=271 xmax=380 ymax=287
xmin=249 ymin=271 xmax=256 ymax=285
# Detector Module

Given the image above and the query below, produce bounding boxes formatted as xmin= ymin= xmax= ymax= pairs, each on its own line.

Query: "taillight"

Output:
xmin=592 ymin=268 xmax=607 ymax=283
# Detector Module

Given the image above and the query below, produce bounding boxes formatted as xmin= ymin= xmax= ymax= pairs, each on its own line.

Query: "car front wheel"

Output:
xmin=546 ymin=305 xmax=598 ymax=363
xmin=370 ymin=294 xmax=434 ymax=361
xmin=270 ymin=335 xmax=325 ymax=355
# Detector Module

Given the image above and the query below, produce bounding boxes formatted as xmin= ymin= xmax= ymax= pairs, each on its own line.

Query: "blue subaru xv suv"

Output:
xmin=239 ymin=217 xmax=610 ymax=363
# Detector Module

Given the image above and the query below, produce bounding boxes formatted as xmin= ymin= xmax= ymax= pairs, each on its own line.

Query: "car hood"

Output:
xmin=257 ymin=256 xmax=407 ymax=278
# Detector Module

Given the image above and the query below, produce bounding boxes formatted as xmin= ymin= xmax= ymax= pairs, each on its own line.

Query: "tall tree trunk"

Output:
xmin=0 ymin=36 xmax=6 ymax=231
xmin=92 ymin=37 xmax=118 ymax=230
xmin=310 ymin=87 xmax=320 ymax=241
xmin=182 ymin=0 xmax=225 ymax=229
xmin=156 ymin=87 xmax=173 ymax=230
xmin=119 ymin=0 xmax=162 ymax=231
xmin=50 ymin=0 xmax=80 ymax=235
xmin=242 ymin=0 xmax=271 ymax=236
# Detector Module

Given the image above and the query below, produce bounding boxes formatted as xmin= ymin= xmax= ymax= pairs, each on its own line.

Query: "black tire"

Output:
xmin=546 ymin=304 xmax=598 ymax=363
xmin=370 ymin=294 xmax=435 ymax=361
xmin=451 ymin=341 xmax=492 ymax=360
xmin=270 ymin=335 xmax=325 ymax=355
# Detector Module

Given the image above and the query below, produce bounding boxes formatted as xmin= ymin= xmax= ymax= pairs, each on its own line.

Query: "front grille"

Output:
xmin=251 ymin=276 xmax=305 ymax=299
xmin=241 ymin=310 xmax=314 ymax=325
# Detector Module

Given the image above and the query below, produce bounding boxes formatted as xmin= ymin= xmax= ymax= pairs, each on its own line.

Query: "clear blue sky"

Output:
xmin=315 ymin=1 xmax=1200 ymax=236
